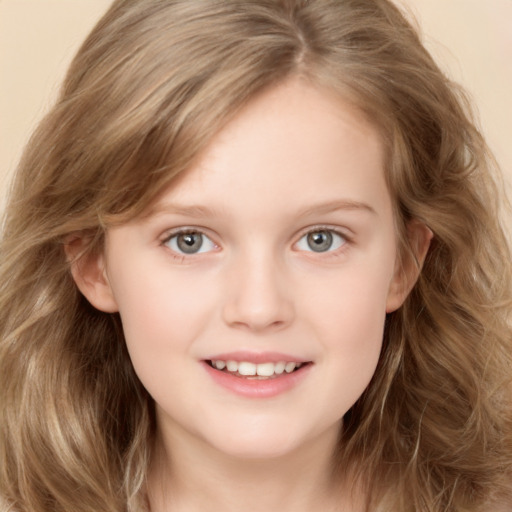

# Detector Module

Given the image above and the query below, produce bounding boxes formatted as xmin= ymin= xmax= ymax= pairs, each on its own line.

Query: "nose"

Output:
xmin=222 ymin=250 xmax=295 ymax=333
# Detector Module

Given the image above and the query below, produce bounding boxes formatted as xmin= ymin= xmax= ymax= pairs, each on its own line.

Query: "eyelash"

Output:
xmin=161 ymin=226 xmax=352 ymax=260
xmin=161 ymin=228 xmax=218 ymax=261
xmin=296 ymin=226 xmax=350 ymax=256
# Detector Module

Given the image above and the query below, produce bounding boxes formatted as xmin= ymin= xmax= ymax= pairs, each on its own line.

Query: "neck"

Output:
xmin=147 ymin=423 xmax=363 ymax=512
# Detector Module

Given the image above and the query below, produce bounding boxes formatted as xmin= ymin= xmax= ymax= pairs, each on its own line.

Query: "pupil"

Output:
xmin=177 ymin=232 xmax=203 ymax=253
xmin=307 ymin=231 xmax=332 ymax=252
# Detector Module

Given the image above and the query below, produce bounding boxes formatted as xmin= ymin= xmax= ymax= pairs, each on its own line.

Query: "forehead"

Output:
xmin=148 ymin=78 xmax=391 ymax=221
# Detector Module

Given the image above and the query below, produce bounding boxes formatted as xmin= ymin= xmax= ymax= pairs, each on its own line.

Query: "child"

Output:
xmin=1 ymin=1 xmax=511 ymax=511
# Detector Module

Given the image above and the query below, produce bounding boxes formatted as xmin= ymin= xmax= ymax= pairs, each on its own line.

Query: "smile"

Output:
xmin=208 ymin=360 xmax=304 ymax=378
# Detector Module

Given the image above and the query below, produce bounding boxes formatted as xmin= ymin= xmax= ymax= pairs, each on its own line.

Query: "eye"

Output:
xmin=296 ymin=229 xmax=346 ymax=253
xmin=164 ymin=230 xmax=217 ymax=255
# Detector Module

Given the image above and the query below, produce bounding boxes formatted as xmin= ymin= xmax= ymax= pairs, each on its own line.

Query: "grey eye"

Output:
xmin=296 ymin=230 xmax=345 ymax=253
xmin=165 ymin=231 xmax=216 ymax=255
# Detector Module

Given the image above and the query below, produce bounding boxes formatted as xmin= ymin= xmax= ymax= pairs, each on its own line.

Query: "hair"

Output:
xmin=1 ymin=0 xmax=511 ymax=511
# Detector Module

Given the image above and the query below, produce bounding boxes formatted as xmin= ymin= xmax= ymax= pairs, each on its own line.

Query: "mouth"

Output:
xmin=206 ymin=359 xmax=311 ymax=379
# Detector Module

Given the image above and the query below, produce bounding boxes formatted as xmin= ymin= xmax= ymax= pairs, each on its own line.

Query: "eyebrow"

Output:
xmin=147 ymin=199 xmax=376 ymax=219
xmin=297 ymin=199 xmax=377 ymax=217
xmin=146 ymin=203 xmax=221 ymax=219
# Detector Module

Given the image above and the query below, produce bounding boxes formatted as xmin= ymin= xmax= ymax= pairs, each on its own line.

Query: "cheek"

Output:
xmin=299 ymin=258 xmax=393 ymax=402
xmin=109 ymin=268 xmax=217 ymax=378
xmin=302 ymin=254 xmax=393 ymax=340
xmin=322 ymin=288 xmax=386 ymax=379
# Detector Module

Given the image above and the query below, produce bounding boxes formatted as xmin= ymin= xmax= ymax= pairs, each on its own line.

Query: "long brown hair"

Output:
xmin=1 ymin=1 xmax=511 ymax=510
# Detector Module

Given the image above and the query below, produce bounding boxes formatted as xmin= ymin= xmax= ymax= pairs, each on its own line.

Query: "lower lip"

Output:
xmin=202 ymin=361 xmax=312 ymax=398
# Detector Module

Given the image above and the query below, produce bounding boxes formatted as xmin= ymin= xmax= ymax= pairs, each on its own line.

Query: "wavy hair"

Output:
xmin=1 ymin=1 xmax=511 ymax=511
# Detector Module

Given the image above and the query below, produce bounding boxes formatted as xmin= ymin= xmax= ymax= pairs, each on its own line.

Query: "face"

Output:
xmin=79 ymin=79 xmax=410 ymax=460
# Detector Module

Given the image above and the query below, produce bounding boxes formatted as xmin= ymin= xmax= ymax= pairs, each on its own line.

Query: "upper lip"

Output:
xmin=204 ymin=351 xmax=312 ymax=364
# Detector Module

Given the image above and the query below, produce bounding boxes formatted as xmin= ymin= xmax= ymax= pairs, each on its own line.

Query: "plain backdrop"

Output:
xmin=1 ymin=0 xmax=511 ymax=223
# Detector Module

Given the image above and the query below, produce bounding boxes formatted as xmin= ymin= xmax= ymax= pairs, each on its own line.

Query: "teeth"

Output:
xmin=285 ymin=362 xmax=296 ymax=373
xmin=256 ymin=362 xmax=275 ymax=377
xmin=226 ymin=360 xmax=238 ymax=372
xmin=238 ymin=362 xmax=256 ymax=376
xmin=211 ymin=360 xmax=303 ymax=377
xmin=274 ymin=362 xmax=285 ymax=374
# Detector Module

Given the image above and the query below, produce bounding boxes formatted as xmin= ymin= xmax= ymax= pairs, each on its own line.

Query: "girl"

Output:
xmin=1 ymin=1 xmax=511 ymax=511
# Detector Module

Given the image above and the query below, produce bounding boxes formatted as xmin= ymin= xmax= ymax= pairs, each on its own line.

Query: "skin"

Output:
xmin=71 ymin=78 xmax=430 ymax=511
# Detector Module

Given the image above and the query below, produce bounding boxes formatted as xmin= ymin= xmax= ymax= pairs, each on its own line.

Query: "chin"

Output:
xmin=203 ymin=417 xmax=329 ymax=462
xmin=213 ymin=438 xmax=301 ymax=461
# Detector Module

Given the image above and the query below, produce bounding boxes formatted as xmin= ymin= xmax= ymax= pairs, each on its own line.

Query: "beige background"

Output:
xmin=1 ymin=0 xmax=511 ymax=217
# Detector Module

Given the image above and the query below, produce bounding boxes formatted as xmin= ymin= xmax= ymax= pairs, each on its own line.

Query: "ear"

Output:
xmin=386 ymin=220 xmax=433 ymax=313
xmin=64 ymin=234 xmax=119 ymax=313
